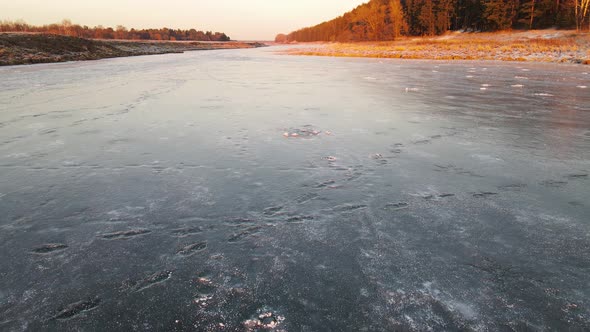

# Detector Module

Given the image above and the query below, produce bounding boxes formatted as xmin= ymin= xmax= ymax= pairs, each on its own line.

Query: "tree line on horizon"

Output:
xmin=0 ymin=19 xmax=231 ymax=42
xmin=276 ymin=0 xmax=590 ymax=42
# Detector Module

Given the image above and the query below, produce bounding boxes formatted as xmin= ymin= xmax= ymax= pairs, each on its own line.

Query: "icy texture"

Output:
xmin=0 ymin=48 xmax=589 ymax=330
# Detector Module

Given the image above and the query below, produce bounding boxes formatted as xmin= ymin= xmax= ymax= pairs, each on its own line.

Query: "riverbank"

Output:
xmin=0 ymin=33 xmax=267 ymax=66
xmin=280 ymin=30 xmax=590 ymax=64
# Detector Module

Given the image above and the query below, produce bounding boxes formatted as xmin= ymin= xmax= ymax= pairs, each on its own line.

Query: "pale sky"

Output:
xmin=0 ymin=0 xmax=368 ymax=40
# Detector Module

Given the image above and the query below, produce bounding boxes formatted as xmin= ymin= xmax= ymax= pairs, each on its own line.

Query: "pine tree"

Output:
xmin=484 ymin=0 xmax=516 ymax=30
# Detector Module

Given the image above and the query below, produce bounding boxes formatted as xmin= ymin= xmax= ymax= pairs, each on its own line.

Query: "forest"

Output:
xmin=276 ymin=0 xmax=590 ymax=42
xmin=0 ymin=20 xmax=231 ymax=42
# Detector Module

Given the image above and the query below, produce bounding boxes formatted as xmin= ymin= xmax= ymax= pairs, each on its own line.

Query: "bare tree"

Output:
xmin=389 ymin=0 xmax=407 ymax=39
xmin=575 ymin=0 xmax=590 ymax=30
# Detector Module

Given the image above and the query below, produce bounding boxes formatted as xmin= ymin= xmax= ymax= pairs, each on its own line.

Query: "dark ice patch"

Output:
xmin=32 ymin=243 xmax=68 ymax=254
xmin=38 ymin=128 xmax=57 ymax=135
xmin=540 ymin=180 xmax=568 ymax=188
xmin=565 ymin=174 xmax=588 ymax=179
xmin=472 ymin=192 xmax=498 ymax=198
xmin=285 ymin=215 xmax=315 ymax=223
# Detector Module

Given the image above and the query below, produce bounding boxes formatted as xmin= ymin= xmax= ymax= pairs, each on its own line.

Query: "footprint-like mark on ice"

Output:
xmin=228 ymin=226 xmax=263 ymax=243
xmin=263 ymin=206 xmax=284 ymax=215
xmin=385 ymin=202 xmax=409 ymax=211
xmin=498 ymin=183 xmax=527 ymax=191
xmin=285 ymin=215 xmax=315 ymax=223
xmin=472 ymin=192 xmax=498 ymax=198
xmin=101 ymin=229 xmax=151 ymax=240
xmin=224 ymin=218 xmax=256 ymax=226
xmin=312 ymin=180 xmax=337 ymax=189
xmin=32 ymin=243 xmax=68 ymax=254
xmin=130 ymin=271 xmax=173 ymax=292
xmin=170 ymin=227 xmax=203 ymax=238
xmin=177 ymin=242 xmax=207 ymax=256
xmin=540 ymin=179 xmax=568 ymax=188
xmin=565 ymin=173 xmax=588 ymax=180
xmin=295 ymin=193 xmax=319 ymax=204
xmin=50 ymin=297 xmax=101 ymax=321
xmin=332 ymin=204 xmax=368 ymax=212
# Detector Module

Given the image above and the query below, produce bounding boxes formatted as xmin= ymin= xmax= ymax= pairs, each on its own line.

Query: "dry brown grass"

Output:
xmin=281 ymin=30 xmax=590 ymax=64
xmin=0 ymin=33 xmax=267 ymax=66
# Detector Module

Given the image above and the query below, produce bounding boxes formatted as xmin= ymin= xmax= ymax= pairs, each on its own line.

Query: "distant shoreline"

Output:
xmin=0 ymin=33 xmax=267 ymax=66
xmin=278 ymin=30 xmax=590 ymax=65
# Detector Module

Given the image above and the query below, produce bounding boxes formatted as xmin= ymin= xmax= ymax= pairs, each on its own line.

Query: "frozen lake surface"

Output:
xmin=0 ymin=47 xmax=589 ymax=331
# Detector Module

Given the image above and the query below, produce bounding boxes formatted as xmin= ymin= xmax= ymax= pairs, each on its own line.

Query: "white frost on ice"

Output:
xmin=62 ymin=160 xmax=81 ymax=167
xmin=534 ymin=93 xmax=553 ymax=96
xmin=360 ymin=288 xmax=370 ymax=297
xmin=49 ymin=140 xmax=65 ymax=146
xmin=472 ymin=154 xmax=503 ymax=163
xmin=449 ymin=301 xmax=478 ymax=320
xmin=576 ymin=85 xmax=587 ymax=89
xmin=26 ymin=122 xmax=46 ymax=129
xmin=5 ymin=153 xmax=29 ymax=158
xmin=511 ymin=84 xmax=524 ymax=88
